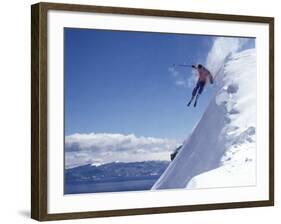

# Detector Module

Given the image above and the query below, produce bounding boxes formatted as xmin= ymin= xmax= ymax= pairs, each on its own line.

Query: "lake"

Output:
xmin=65 ymin=177 xmax=159 ymax=194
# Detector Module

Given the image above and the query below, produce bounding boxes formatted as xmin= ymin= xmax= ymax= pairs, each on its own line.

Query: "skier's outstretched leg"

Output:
xmin=187 ymin=83 xmax=199 ymax=107
xmin=187 ymin=95 xmax=194 ymax=107
xmin=193 ymin=81 xmax=205 ymax=107
xmin=194 ymin=93 xmax=200 ymax=107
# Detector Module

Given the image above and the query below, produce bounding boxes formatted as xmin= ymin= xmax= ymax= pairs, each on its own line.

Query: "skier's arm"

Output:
xmin=208 ymin=71 xmax=214 ymax=84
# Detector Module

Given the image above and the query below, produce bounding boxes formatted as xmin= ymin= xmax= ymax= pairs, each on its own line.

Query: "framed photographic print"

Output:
xmin=31 ymin=2 xmax=274 ymax=221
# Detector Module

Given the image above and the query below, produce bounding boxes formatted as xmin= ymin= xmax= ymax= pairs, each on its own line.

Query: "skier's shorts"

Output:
xmin=192 ymin=81 xmax=206 ymax=96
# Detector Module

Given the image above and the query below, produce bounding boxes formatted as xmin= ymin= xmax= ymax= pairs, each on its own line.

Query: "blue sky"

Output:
xmin=64 ymin=28 xmax=253 ymax=141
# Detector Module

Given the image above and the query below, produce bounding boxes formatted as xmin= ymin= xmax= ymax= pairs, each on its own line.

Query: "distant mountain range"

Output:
xmin=65 ymin=160 xmax=170 ymax=184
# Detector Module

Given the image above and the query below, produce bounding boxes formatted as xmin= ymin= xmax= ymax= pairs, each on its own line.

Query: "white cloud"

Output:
xmin=168 ymin=66 xmax=179 ymax=77
xmin=169 ymin=66 xmax=195 ymax=88
xmin=186 ymin=68 xmax=198 ymax=88
xmin=65 ymin=133 xmax=179 ymax=168
xmin=175 ymin=80 xmax=185 ymax=86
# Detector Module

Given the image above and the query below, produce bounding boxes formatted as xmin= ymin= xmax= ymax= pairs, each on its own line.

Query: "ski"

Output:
xmin=194 ymin=99 xmax=198 ymax=107
xmin=187 ymin=96 xmax=194 ymax=107
xmin=193 ymin=94 xmax=200 ymax=107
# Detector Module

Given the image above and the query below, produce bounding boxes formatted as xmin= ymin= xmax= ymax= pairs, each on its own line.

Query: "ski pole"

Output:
xmin=173 ymin=64 xmax=193 ymax=68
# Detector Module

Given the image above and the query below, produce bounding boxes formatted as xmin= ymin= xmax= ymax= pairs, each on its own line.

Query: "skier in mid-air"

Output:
xmin=187 ymin=64 xmax=214 ymax=107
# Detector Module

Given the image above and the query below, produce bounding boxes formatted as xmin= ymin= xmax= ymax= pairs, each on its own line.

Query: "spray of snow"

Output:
xmin=152 ymin=37 xmax=256 ymax=190
xmin=206 ymin=37 xmax=249 ymax=77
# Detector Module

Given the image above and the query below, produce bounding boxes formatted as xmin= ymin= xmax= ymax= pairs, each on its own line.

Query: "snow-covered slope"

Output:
xmin=152 ymin=47 xmax=256 ymax=190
